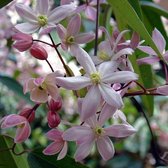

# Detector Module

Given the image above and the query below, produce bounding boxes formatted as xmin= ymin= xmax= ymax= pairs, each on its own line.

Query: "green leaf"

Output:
xmin=107 ymin=0 xmax=165 ymax=61
xmin=0 ymin=74 xmax=32 ymax=104
xmin=0 ymin=135 xmax=29 ymax=168
xmin=28 ymin=148 xmax=89 ymax=168
xmin=0 ymin=0 xmax=13 ymax=8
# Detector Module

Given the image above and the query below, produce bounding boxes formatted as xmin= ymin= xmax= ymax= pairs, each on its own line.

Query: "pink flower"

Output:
xmin=56 ymin=14 xmax=94 ymax=55
xmin=29 ymin=43 xmax=48 ymax=60
xmin=56 ymin=47 xmax=138 ymax=120
xmin=19 ymin=107 xmax=35 ymax=123
xmin=15 ymin=0 xmax=76 ymax=34
xmin=137 ymin=28 xmax=168 ymax=65
xmin=43 ymin=129 xmax=68 ymax=160
xmin=47 ymin=111 xmax=61 ymax=128
xmin=48 ymin=96 xmax=62 ymax=112
xmin=24 ymin=72 xmax=62 ymax=103
xmin=156 ymin=85 xmax=168 ymax=95
xmin=12 ymin=32 xmax=33 ymax=52
xmin=0 ymin=114 xmax=31 ymax=143
xmin=63 ymin=112 xmax=136 ymax=161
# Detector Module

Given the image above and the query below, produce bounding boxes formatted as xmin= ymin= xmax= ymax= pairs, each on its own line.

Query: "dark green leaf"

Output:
xmin=0 ymin=135 xmax=29 ymax=168
xmin=0 ymin=0 xmax=13 ymax=8
xmin=28 ymin=148 xmax=89 ymax=168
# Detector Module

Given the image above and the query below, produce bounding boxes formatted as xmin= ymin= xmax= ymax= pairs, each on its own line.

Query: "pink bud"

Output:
xmin=49 ymin=97 xmax=62 ymax=112
xmin=12 ymin=32 xmax=33 ymax=52
xmin=29 ymin=43 xmax=48 ymax=60
xmin=19 ymin=107 xmax=35 ymax=123
xmin=47 ymin=111 xmax=61 ymax=128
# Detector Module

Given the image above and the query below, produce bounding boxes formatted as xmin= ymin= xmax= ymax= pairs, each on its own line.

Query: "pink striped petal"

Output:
xmin=81 ymin=85 xmax=101 ymax=121
xmin=99 ymin=84 xmax=123 ymax=109
xmin=130 ymin=32 xmax=140 ymax=49
xmin=138 ymin=46 xmax=156 ymax=55
xmin=97 ymin=136 xmax=115 ymax=160
xmin=104 ymin=124 xmax=136 ymax=138
xmin=46 ymin=129 xmax=63 ymax=141
xmin=137 ymin=56 xmax=160 ymax=65
xmin=46 ymin=84 xmax=58 ymax=100
xmin=57 ymin=142 xmax=68 ymax=160
xmin=15 ymin=23 xmax=39 ymax=34
xmin=67 ymin=14 xmax=81 ymax=36
xmin=156 ymin=85 xmax=168 ymax=95
xmin=36 ymin=0 xmax=49 ymax=15
xmin=56 ymin=24 xmax=66 ymax=40
xmin=152 ymin=28 xmax=165 ymax=53
xmin=43 ymin=141 xmax=64 ymax=155
xmin=75 ymin=32 xmax=95 ymax=44
xmin=56 ymin=76 xmax=91 ymax=90
xmin=85 ymin=6 xmax=96 ymax=21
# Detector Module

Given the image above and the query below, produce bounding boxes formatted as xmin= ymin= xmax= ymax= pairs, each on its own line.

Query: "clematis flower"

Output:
xmin=15 ymin=0 xmax=76 ymax=34
xmin=43 ymin=129 xmax=68 ymax=160
xmin=56 ymin=47 xmax=138 ymax=120
xmin=63 ymin=112 xmax=136 ymax=161
xmin=137 ymin=28 xmax=168 ymax=65
xmin=56 ymin=14 xmax=95 ymax=55
xmin=0 ymin=114 xmax=31 ymax=143
xmin=24 ymin=72 xmax=62 ymax=103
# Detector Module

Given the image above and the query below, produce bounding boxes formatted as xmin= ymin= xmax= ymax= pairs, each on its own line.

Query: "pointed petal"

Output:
xmin=15 ymin=121 xmax=31 ymax=143
xmin=156 ymin=85 xmax=168 ymax=95
xmin=57 ymin=142 xmax=68 ymax=160
xmin=36 ymin=0 xmax=49 ymax=15
xmin=15 ymin=23 xmax=39 ymax=34
xmin=67 ymin=14 xmax=81 ymax=36
xmin=137 ymin=56 xmax=160 ymax=65
xmin=48 ymin=4 xmax=76 ymax=24
xmin=46 ymin=84 xmax=58 ymax=100
xmin=138 ymin=46 xmax=156 ymax=55
xmin=56 ymin=76 xmax=91 ymax=90
xmin=99 ymin=84 xmax=123 ymax=109
xmin=43 ymin=142 xmax=63 ymax=155
xmin=15 ymin=3 xmax=37 ymax=23
xmin=104 ymin=124 xmax=136 ymax=138
xmin=46 ymin=129 xmax=62 ymax=141
xmin=30 ymin=88 xmax=48 ymax=103
xmin=130 ymin=32 xmax=140 ymax=49
xmin=56 ymin=24 xmax=66 ymax=40
xmin=23 ymin=78 xmax=36 ymax=94
xmin=102 ymin=71 xmax=138 ymax=84
xmin=97 ymin=136 xmax=115 ymax=160
xmin=152 ymin=28 xmax=165 ymax=53
xmin=85 ymin=6 xmax=96 ymax=20
xmin=75 ymin=139 xmax=94 ymax=161
xmin=75 ymin=32 xmax=95 ymax=44
xmin=81 ymin=85 xmax=101 ymax=121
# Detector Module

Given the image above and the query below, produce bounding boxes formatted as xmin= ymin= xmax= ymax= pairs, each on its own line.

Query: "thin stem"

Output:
xmin=116 ymin=81 xmax=132 ymax=91
xmin=46 ymin=59 xmax=54 ymax=72
xmin=12 ymin=143 xmax=31 ymax=156
xmin=48 ymin=34 xmax=71 ymax=76
xmin=94 ymin=0 xmax=100 ymax=56
xmin=134 ymin=81 xmax=146 ymax=93
xmin=33 ymin=39 xmax=53 ymax=47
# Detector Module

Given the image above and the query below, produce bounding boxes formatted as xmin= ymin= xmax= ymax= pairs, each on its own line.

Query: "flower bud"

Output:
xmin=49 ymin=97 xmax=62 ymax=112
xmin=29 ymin=43 xmax=48 ymax=60
xmin=12 ymin=32 xmax=33 ymax=52
xmin=19 ymin=107 xmax=35 ymax=123
xmin=47 ymin=111 xmax=61 ymax=128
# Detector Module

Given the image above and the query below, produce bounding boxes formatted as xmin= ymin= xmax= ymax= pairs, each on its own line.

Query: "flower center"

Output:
xmin=67 ymin=36 xmax=75 ymax=44
xmin=95 ymin=126 xmax=104 ymax=136
xmin=38 ymin=15 xmax=48 ymax=27
xmin=98 ymin=51 xmax=111 ymax=61
xmin=90 ymin=72 xmax=101 ymax=84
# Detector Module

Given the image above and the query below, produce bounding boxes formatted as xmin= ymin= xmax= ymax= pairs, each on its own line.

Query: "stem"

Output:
xmin=48 ymin=34 xmax=71 ymax=76
xmin=94 ymin=0 xmax=100 ymax=56
xmin=46 ymin=59 xmax=54 ymax=72
xmin=116 ymin=81 xmax=132 ymax=91
xmin=134 ymin=81 xmax=146 ymax=93
xmin=33 ymin=39 xmax=53 ymax=47
xmin=12 ymin=143 xmax=31 ymax=156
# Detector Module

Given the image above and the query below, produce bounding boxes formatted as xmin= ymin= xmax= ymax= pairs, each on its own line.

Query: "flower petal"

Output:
xmin=30 ymin=88 xmax=48 ymax=103
xmin=56 ymin=24 xmax=66 ymax=40
xmin=56 ymin=76 xmax=91 ymax=90
xmin=81 ymin=85 xmax=101 ymax=121
xmin=15 ymin=3 xmax=37 ymax=23
xmin=152 ymin=28 xmax=166 ymax=53
xmin=104 ymin=124 xmax=136 ymax=138
xmin=57 ymin=142 xmax=68 ymax=160
xmin=97 ymin=136 xmax=115 ymax=161
xmin=45 ymin=129 xmax=63 ymax=141
xmin=48 ymin=4 xmax=76 ymax=24
xmin=75 ymin=32 xmax=95 ymax=44
xmin=15 ymin=23 xmax=39 ymax=34
xmin=102 ymin=71 xmax=138 ymax=84
xmin=36 ymin=0 xmax=49 ymax=15
xmin=99 ymin=84 xmax=123 ymax=109
xmin=43 ymin=142 xmax=63 ymax=155
xmin=67 ymin=14 xmax=81 ymax=36
xmin=156 ymin=85 xmax=168 ymax=95
xmin=137 ymin=56 xmax=160 ymax=65
xmin=85 ymin=6 xmax=96 ymax=21
xmin=138 ymin=46 xmax=156 ymax=55
xmin=46 ymin=84 xmax=59 ymax=100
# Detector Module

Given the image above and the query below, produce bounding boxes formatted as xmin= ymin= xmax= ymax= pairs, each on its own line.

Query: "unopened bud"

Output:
xmin=19 ymin=107 xmax=35 ymax=123
xmin=47 ymin=111 xmax=61 ymax=128
xmin=29 ymin=43 xmax=48 ymax=60
xmin=49 ymin=97 xmax=62 ymax=112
